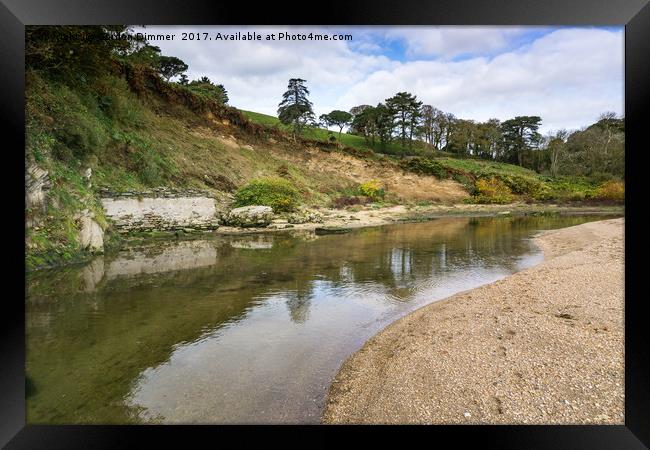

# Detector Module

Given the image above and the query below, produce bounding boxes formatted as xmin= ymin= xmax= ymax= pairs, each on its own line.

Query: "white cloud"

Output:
xmin=134 ymin=26 xmax=623 ymax=132
xmin=339 ymin=28 xmax=623 ymax=132
xmin=384 ymin=26 xmax=533 ymax=58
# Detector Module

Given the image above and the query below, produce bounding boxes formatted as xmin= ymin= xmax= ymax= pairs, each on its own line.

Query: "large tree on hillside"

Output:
xmin=500 ymin=116 xmax=543 ymax=166
xmin=349 ymin=105 xmax=373 ymax=136
xmin=545 ymin=129 xmax=569 ymax=177
xmin=473 ymin=119 xmax=502 ymax=159
xmin=350 ymin=106 xmax=378 ymax=144
xmin=277 ymin=78 xmax=315 ymax=139
xmin=158 ymin=55 xmax=188 ymax=81
xmin=447 ymin=119 xmax=477 ymax=157
xmin=321 ymin=110 xmax=353 ymax=141
xmin=374 ymin=103 xmax=395 ymax=150
xmin=386 ymin=92 xmax=423 ymax=154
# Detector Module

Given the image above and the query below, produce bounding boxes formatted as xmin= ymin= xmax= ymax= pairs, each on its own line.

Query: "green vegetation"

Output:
xmin=401 ymin=156 xmax=624 ymax=204
xmin=277 ymin=78 xmax=315 ymax=137
xmin=241 ymin=109 xmax=435 ymax=157
xmin=234 ymin=178 xmax=301 ymax=212
xmin=358 ymin=180 xmax=385 ymax=201
xmin=472 ymin=177 xmax=516 ymax=204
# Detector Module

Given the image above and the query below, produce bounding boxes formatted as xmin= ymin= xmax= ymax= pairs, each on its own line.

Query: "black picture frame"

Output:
xmin=1 ymin=0 xmax=648 ymax=447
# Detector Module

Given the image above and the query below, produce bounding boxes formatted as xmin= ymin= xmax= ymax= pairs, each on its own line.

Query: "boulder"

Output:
xmin=224 ymin=205 xmax=274 ymax=228
xmin=286 ymin=209 xmax=324 ymax=224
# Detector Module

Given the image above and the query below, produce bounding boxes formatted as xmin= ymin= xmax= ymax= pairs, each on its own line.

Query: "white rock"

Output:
xmin=224 ymin=206 xmax=274 ymax=228
xmin=79 ymin=216 xmax=104 ymax=251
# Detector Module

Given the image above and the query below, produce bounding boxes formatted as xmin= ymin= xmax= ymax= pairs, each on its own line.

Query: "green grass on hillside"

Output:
xmin=240 ymin=109 xmax=440 ymax=157
xmin=401 ymin=156 xmax=623 ymax=204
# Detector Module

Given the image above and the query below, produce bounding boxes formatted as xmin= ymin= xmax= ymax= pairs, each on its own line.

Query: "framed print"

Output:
xmin=1 ymin=0 xmax=648 ymax=447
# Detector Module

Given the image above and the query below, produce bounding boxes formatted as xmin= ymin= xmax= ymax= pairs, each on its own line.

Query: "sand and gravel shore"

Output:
xmin=323 ymin=218 xmax=624 ymax=424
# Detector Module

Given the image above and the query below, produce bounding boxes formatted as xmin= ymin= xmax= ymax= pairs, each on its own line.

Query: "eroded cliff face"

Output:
xmin=26 ymin=162 xmax=106 ymax=255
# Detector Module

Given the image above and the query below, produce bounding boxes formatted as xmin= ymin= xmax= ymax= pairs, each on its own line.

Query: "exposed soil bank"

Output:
xmin=323 ymin=218 xmax=624 ymax=424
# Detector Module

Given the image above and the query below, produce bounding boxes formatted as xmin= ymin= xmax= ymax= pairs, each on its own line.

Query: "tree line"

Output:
xmin=275 ymin=78 xmax=624 ymax=179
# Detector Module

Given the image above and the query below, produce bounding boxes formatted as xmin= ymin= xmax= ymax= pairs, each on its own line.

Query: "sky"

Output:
xmin=132 ymin=26 xmax=624 ymax=134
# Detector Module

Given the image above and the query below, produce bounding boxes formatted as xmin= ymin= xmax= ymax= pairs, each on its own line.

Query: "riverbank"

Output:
xmin=211 ymin=202 xmax=624 ymax=235
xmin=323 ymin=217 xmax=624 ymax=424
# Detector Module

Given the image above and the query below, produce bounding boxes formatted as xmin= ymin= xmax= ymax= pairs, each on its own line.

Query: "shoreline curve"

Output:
xmin=322 ymin=218 xmax=624 ymax=424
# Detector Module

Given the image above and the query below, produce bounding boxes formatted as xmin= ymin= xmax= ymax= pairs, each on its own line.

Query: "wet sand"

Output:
xmin=323 ymin=218 xmax=624 ymax=424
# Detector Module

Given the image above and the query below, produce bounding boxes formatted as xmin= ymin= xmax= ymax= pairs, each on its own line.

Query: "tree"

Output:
xmin=446 ymin=119 xmax=477 ymax=157
xmin=178 ymin=73 xmax=189 ymax=85
xmin=472 ymin=119 xmax=502 ymax=159
xmin=374 ymin=103 xmax=395 ymax=150
xmin=500 ymin=116 xmax=543 ymax=166
xmin=158 ymin=55 xmax=188 ymax=82
xmin=277 ymin=78 xmax=315 ymax=139
xmin=420 ymin=105 xmax=435 ymax=148
xmin=350 ymin=106 xmax=377 ymax=144
xmin=187 ymin=77 xmax=228 ymax=104
xmin=350 ymin=105 xmax=372 ymax=117
xmin=545 ymin=129 xmax=569 ymax=177
xmin=26 ymin=26 xmax=138 ymax=80
xmin=385 ymin=92 xmax=423 ymax=154
xmin=349 ymin=105 xmax=373 ymax=136
xmin=126 ymin=44 xmax=162 ymax=68
xmin=321 ymin=110 xmax=352 ymax=141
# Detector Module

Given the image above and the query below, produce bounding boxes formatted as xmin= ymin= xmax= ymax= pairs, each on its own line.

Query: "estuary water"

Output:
xmin=26 ymin=215 xmax=615 ymax=424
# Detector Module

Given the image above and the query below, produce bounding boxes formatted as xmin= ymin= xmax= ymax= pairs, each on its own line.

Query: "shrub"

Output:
xmin=471 ymin=177 xmax=515 ymax=204
xmin=358 ymin=180 xmax=385 ymax=201
xmin=594 ymin=180 xmax=624 ymax=202
xmin=400 ymin=157 xmax=449 ymax=179
xmin=234 ymin=177 xmax=300 ymax=212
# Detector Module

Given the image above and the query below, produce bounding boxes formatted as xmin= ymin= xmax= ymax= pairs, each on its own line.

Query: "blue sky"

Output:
xmin=135 ymin=26 xmax=624 ymax=133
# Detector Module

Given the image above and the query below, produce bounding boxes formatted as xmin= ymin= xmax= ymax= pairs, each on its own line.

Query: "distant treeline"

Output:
xmin=346 ymin=101 xmax=623 ymax=179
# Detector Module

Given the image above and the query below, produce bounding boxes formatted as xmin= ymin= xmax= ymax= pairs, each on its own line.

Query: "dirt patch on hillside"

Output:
xmin=272 ymin=145 xmax=469 ymax=204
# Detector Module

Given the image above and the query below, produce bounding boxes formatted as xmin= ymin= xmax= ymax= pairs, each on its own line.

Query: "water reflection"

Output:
xmin=26 ymin=215 xmax=614 ymax=424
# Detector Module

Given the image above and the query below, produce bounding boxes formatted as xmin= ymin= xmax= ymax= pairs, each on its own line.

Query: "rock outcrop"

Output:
xmin=224 ymin=206 xmax=274 ymax=228
xmin=101 ymin=188 xmax=221 ymax=233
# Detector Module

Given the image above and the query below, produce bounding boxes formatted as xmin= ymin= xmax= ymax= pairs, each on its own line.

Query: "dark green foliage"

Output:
xmin=500 ymin=116 xmax=543 ymax=166
xmin=234 ymin=178 xmax=301 ymax=212
xmin=320 ymin=110 xmax=353 ymax=140
xmin=385 ymin=92 xmax=423 ymax=153
xmin=158 ymin=56 xmax=188 ymax=81
xmin=26 ymin=26 xmax=138 ymax=82
xmin=400 ymin=158 xmax=450 ymax=179
xmin=187 ymin=77 xmax=229 ymax=104
xmin=277 ymin=78 xmax=315 ymax=136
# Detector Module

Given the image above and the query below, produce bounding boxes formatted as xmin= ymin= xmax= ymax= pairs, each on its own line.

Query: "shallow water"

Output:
xmin=26 ymin=215 xmax=616 ymax=424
